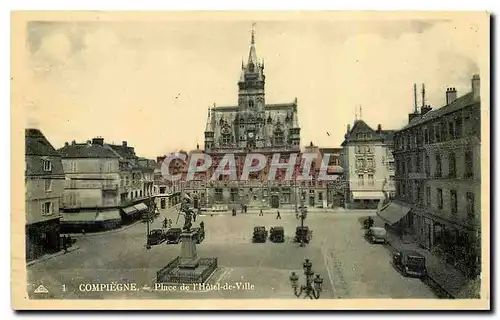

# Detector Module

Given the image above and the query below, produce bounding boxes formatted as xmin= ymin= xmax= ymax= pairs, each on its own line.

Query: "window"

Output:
xmin=358 ymin=174 xmax=364 ymax=186
xmin=366 ymin=146 xmax=372 ymax=154
xmin=318 ymin=192 xmax=323 ymax=201
xmin=467 ymin=192 xmax=475 ymax=219
xmin=107 ymin=161 xmax=112 ymax=172
xmin=465 ymin=150 xmax=474 ymax=178
xmin=366 ymin=158 xmax=374 ymax=168
xmin=41 ymin=201 xmax=53 ymax=216
xmin=426 ymin=186 xmax=431 ymax=206
xmin=416 ymin=153 xmax=422 ymax=173
xmin=215 ymin=188 xmax=223 ymax=202
xmin=356 ymin=158 xmax=364 ymax=169
xmin=368 ymin=174 xmax=374 ymax=186
xmin=230 ymin=188 xmax=238 ymax=202
xmin=248 ymin=100 xmax=254 ymax=108
xmin=455 ymin=117 xmax=462 ymax=137
xmin=44 ymin=179 xmax=52 ymax=192
xmin=448 ymin=152 xmax=456 ymax=178
xmin=429 ymin=126 xmax=435 ymax=143
xmin=406 ymin=157 xmax=412 ymax=174
xmin=450 ymin=190 xmax=457 ymax=215
xmin=448 ymin=121 xmax=455 ymax=139
xmin=424 ymin=128 xmax=429 ymax=144
xmin=70 ymin=161 xmax=77 ymax=173
xmin=437 ymin=188 xmax=443 ymax=209
xmin=43 ymin=159 xmax=52 ymax=172
xmin=222 ymin=134 xmax=231 ymax=145
xmin=435 ymin=154 xmax=442 ymax=177
xmin=425 ymin=154 xmax=430 ymax=175
xmin=274 ymin=130 xmax=284 ymax=145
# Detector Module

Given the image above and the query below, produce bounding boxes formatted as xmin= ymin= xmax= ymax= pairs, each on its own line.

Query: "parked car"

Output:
xmin=269 ymin=226 xmax=284 ymax=243
xmin=294 ymin=226 xmax=312 ymax=244
xmin=393 ymin=250 xmax=427 ymax=278
xmin=147 ymin=229 xmax=167 ymax=245
xmin=192 ymin=227 xmax=205 ymax=244
xmin=252 ymin=226 xmax=268 ymax=243
xmin=165 ymin=227 xmax=182 ymax=244
xmin=365 ymin=227 xmax=387 ymax=244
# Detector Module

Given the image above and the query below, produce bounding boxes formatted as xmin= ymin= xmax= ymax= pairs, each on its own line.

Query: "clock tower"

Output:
xmin=236 ymin=26 xmax=266 ymax=150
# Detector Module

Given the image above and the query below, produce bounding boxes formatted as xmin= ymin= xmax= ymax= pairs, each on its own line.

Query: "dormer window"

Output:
xmin=248 ymin=100 xmax=254 ymax=108
xmin=42 ymin=159 xmax=52 ymax=172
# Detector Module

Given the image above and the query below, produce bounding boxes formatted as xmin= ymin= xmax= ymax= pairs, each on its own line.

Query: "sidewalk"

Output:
xmin=385 ymin=231 xmax=480 ymax=299
xmin=27 ymin=245 xmax=80 ymax=267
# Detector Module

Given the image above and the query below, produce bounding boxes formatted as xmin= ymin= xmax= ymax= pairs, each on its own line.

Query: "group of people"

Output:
xmin=162 ymin=218 xmax=173 ymax=229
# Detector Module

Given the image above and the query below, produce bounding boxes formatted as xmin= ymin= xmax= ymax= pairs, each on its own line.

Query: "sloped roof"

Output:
xmin=25 ymin=129 xmax=60 ymax=157
xmin=401 ymin=92 xmax=477 ymax=131
xmin=341 ymin=120 xmax=395 ymax=146
xmin=58 ymin=143 xmax=119 ymax=159
xmin=107 ymin=144 xmax=136 ymax=159
xmin=25 ymin=128 xmax=64 ymax=176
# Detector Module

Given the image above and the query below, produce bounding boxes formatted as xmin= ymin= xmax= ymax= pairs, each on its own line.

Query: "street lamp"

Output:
xmin=289 ymin=259 xmax=324 ymax=299
xmin=145 ymin=194 xmax=156 ymax=250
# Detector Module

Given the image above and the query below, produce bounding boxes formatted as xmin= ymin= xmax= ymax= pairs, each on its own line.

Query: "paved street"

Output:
xmin=27 ymin=208 xmax=437 ymax=299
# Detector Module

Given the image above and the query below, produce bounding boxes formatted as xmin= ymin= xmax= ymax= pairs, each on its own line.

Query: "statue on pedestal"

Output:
xmin=178 ymin=195 xmax=197 ymax=231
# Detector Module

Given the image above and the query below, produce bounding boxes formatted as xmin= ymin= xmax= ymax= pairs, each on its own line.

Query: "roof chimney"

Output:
xmin=64 ymin=142 xmax=69 ymax=147
xmin=347 ymin=124 xmax=351 ymax=134
xmin=86 ymin=140 xmax=92 ymax=145
xmin=122 ymin=141 xmax=127 ymax=147
xmin=71 ymin=140 xmax=76 ymax=146
xmin=471 ymin=74 xmax=480 ymax=99
xmin=446 ymin=87 xmax=457 ymax=105
xmin=421 ymin=105 xmax=432 ymax=116
xmin=377 ymin=124 xmax=382 ymax=132
xmin=92 ymin=137 xmax=104 ymax=146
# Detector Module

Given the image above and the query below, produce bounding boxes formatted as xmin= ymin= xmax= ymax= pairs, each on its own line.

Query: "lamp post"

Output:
xmin=145 ymin=194 xmax=155 ymax=250
xmin=296 ymin=192 xmax=308 ymax=247
xmin=289 ymin=259 xmax=324 ymax=299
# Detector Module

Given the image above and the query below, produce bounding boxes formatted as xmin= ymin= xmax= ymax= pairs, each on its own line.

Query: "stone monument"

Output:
xmin=156 ymin=196 xmax=217 ymax=284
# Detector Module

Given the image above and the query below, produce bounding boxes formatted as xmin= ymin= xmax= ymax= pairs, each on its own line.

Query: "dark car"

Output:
xmin=393 ymin=250 xmax=427 ymax=278
xmin=294 ymin=226 xmax=311 ymax=244
xmin=252 ymin=226 xmax=268 ymax=243
xmin=147 ymin=229 xmax=167 ymax=245
xmin=192 ymin=227 xmax=205 ymax=244
xmin=365 ymin=227 xmax=387 ymax=244
xmin=269 ymin=226 xmax=285 ymax=243
xmin=165 ymin=227 xmax=182 ymax=244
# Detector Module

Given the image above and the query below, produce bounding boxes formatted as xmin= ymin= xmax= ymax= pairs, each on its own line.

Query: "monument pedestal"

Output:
xmin=178 ymin=230 xmax=200 ymax=268
xmin=156 ymin=228 xmax=218 ymax=284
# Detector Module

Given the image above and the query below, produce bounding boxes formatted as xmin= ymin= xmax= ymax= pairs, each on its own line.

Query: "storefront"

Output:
xmin=25 ymin=218 xmax=61 ymax=262
xmin=350 ymin=191 xmax=385 ymax=209
xmin=60 ymin=210 xmax=122 ymax=232
xmin=377 ymin=200 xmax=412 ymax=234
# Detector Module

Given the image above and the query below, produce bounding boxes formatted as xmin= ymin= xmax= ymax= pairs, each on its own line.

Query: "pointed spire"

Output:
xmin=359 ymin=105 xmax=363 ymax=119
xmin=292 ymin=110 xmax=299 ymax=128
xmin=247 ymin=23 xmax=258 ymax=66
xmin=205 ymin=105 xmax=214 ymax=132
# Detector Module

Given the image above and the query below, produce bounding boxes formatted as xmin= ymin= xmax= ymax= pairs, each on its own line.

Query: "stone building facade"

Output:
xmin=341 ymin=120 xmax=396 ymax=209
xmin=25 ymin=128 xmax=65 ymax=261
xmin=383 ymin=75 xmax=481 ymax=278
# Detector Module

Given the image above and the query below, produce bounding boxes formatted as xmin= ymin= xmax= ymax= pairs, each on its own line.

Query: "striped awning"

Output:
xmin=122 ymin=206 xmax=138 ymax=215
xmin=96 ymin=210 xmax=121 ymax=222
xmin=134 ymin=203 xmax=148 ymax=213
xmin=60 ymin=212 xmax=98 ymax=224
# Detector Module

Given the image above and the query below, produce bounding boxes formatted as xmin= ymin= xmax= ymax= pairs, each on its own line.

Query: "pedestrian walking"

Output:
xmin=276 ymin=210 xmax=281 ymax=219
xmin=259 ymin=209 xmax=263 ymax=216
xmin=81 ymin=229 xmax=85 ymax=236
xmin=62 ymin=236 xmax=68 ymax=253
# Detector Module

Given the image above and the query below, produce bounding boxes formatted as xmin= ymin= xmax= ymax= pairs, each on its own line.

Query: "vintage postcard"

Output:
xmin=11 ymin=11 xmax=490 ymax=310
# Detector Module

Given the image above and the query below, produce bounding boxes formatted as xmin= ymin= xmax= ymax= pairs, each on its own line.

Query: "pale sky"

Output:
xmin=22 ymin=14 xmax=482 ymax=158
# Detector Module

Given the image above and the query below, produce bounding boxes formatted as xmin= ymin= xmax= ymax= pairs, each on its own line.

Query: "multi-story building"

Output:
xmin=182 ymin=28 xmax=304 ymax=210
xmin=25 ymin=128 xmax=65 ymax=261
xmin=58 ymin=138 xmax=155 ymax=231
xmin=383 ymin=75 xmax=481 ymax=278
xmin=341 ymin=120 xmax=396 ymax=209
xmin=319 ymin=147 xmax=345 ymax=207
xmin=154 ymin=153 xmax=184 ymax=210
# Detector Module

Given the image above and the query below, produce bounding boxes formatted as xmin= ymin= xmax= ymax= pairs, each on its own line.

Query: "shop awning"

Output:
xmin=377 ymin=202 xmax=411 ymax=225
xmin=96 ymin=210 xmax=121 ymax=222
xmin=122 ymin=206 xmax=138 ymax=215
xmin=134 ymin=203 xmax=149 ymax=213
xmin=60 ymin=212 xmax=98 ymax=224
xmin=352 ymin=191 xmax=385 ymax=200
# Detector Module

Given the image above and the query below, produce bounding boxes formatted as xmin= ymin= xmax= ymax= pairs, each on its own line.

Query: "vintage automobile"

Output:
xmin=365 ymin=227 xmax=387 ymax=244
xmin=269 ymin=226 xmax=285 ymax=243
xmin=392 ymin=250 xmax=427 ymax=278
xmin=294 ymin=226 xmax=312 ymax=244
xmin=165 ymin=227 xmax=182 ymax=244
xmin=147 ymin=229 xmax=167 ymax=246
xmin=192 ymin=227 xmax=205 ymax=244
xmin=252 ymin=226 xmax=268 ymax=243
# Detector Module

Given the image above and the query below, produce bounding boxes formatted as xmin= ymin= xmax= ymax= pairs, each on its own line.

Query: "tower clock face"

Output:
xmin=247 ymin=131 xmax=255 ymax=139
